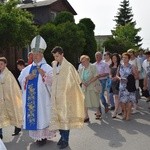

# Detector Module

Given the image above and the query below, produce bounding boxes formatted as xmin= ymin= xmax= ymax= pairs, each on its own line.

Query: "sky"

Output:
xmin=68 ymin=0 xmax=150 ymax=49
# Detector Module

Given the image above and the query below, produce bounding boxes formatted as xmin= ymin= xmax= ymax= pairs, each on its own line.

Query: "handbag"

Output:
xmin=94 ymin=80 xmax=102 ymax=93
xmin=126 ymin=74 xmax=136 ymax=92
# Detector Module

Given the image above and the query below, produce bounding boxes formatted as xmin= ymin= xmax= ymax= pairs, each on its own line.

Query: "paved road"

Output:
xmin=2 ymin=98 xmax=150 ymax=150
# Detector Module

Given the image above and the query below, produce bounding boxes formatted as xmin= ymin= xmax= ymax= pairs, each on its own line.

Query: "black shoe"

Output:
xmin=110 ymin=106 xmax=115 ymax=111
xmin=95 ymin=114 xmax=102 ymax=120
xmin=118 ymin=112 xmax=123 ymax=116
xmin=0 ymin=134 xmax=3 ymax=139
xmin=36 ymin=138 xmax=47 ymax=146
xmin=12 ymin=127 xmax=21 ymax=136
xmin=84 ymin=118 xmax=90 ymax=123
xmin=59 ymin=141 xmax=68 ymax=149
xmin=57 ymin=138 xmax=63 ymax=145
xmin=112 ymin=115 xmax=117 ymax=118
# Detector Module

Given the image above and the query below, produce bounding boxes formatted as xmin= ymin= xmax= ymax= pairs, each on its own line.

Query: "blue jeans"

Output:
xmin=59 ymin=130 xmax=70 ymax=142
xmin=0 ymin=128 xmax=2 ymax=135
xmin=109 ymin=92 xmax=115 ymax=107
xmin=100 ymin=79 xmax=108 ymax=108
xmin=106 ymin=78 xmax=114 ymax=107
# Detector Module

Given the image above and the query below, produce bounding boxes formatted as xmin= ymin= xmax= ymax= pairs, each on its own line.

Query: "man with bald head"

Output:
xmin=94 ymin=52 xmax=110 ymax=113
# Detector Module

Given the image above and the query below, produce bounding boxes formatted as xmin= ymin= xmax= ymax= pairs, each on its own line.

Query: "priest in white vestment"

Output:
xmin=18 ymin=35 xmax=55 ymax=145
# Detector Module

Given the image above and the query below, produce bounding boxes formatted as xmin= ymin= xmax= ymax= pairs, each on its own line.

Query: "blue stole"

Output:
xmin=25 ymin=64 xmax=42 ymax=130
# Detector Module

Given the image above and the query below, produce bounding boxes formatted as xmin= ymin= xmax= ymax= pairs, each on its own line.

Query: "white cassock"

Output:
xmin=18 ymin=58 xmax=56 ymax=140
xmin=0 ymin=139 xmax=7 ymax=150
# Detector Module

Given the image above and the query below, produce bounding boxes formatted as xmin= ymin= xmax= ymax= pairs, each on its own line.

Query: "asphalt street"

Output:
xmin=2 ymin=97 xmax=150 ymax=150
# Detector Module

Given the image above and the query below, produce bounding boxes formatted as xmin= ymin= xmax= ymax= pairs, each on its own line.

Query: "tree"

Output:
xmin=39 ymin=18 xmax=85 ymax=67
xmin=54 ymin=11 xmax=75 ymax=25
xmin=104 ymin=0 xmax=142 ymax=53
xmin=56 ymin=22 xmax=85 ymax=67
xmin=112 ymin=23 xmax=142 ymax=49
xmin=0 ymin=0 xmax=37 ymax=49
xmin=114 ymin=0 xmax=135 ymax=26
xmin=39 ymin=23 xmax=58 ymax=64
xmin=103 ymin=37 xmax=126 ymax=54
xmin=79 ymin=18 xmax=97 ymax=62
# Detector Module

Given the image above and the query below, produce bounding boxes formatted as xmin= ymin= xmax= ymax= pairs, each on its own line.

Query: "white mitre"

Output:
xmin=30 ymin=35 xmax=47 ymax=53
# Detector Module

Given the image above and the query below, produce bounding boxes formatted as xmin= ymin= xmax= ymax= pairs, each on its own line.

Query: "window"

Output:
xmin=49 ymin=11 xmax=56 ymax=22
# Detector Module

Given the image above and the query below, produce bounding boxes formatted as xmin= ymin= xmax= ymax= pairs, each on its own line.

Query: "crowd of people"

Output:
xmin=0 ymin=35 xmax=150 ymax=149
xmin=78 ymin=50 xmax=149 ymax=121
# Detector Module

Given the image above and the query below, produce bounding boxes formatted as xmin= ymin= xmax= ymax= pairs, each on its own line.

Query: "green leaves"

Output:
xmin=39 ymin=19 xmax=85 ymax=66
xmin=78 ymin=18 xmax=97 ymax=62
xmin=104 ymin=0 xmax=142 ymax=53
xmin=54 ymin=11 xmax=75 ymax=25
xmin=0 ymin=0 xmax=37 ymax=48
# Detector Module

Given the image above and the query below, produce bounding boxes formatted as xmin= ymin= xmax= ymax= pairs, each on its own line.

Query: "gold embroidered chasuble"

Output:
xmin=50 ymin=58 xmax=85 ymax=130
xmin=0 ymin=68 xmax=23 ymax=128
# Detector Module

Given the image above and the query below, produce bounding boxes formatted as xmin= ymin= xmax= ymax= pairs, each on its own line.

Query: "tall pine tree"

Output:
xmin=103 ymin=0 xmax=142 ymax=52
xmin=113 ymin=0 xmax=142 ymax=47
xmin=114 ymin=0 xmax=135 ymax=26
